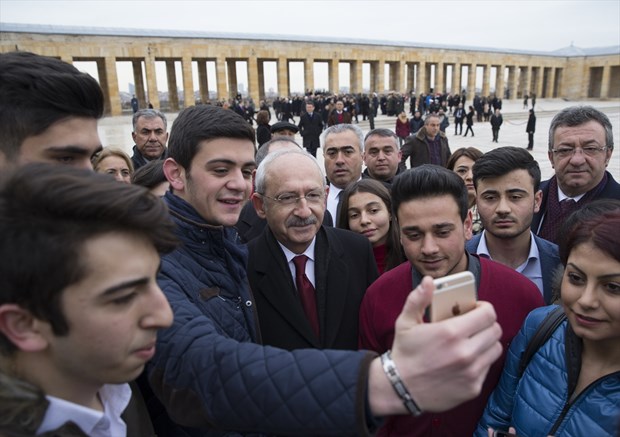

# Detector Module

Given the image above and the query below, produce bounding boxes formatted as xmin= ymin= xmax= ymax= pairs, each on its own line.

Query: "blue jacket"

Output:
xmin=147 ymin=192 xmax=377 ymax=436
xmin=476 ymin=305 xmax=620 ymax=436
xmin=466 ymin=232 xmax=561 ymax=304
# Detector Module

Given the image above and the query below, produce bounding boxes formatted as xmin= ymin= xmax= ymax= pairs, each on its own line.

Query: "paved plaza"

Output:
xmin=99 ymin=98 xmax=620 ymax=180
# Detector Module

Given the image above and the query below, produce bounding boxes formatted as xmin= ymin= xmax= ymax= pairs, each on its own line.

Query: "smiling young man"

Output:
xmin=0 ymin=52 xmax=104 ymax=170
xmin=145 ymin=105 xmax=506 ymax=436
xmin=359 ymin=165 xmax=543 ymax=437
xmin=0 ymin=164 xmax=177 ymax=436
xmin=533 ymin=106 xmax=619 ymax=243
xmin=467 ymin=146 xmax=562 ymax=304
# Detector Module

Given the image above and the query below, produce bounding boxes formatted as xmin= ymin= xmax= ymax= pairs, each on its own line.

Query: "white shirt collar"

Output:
xmin=557 ymin=185 xmax=586 ymax=202
xmin=278 ymin=237 xmax=317 ymax=287
xmin=37 ymin=383 xmax=131 ymax=437
xmin=476 ymin=230 xmax=544 ymax=296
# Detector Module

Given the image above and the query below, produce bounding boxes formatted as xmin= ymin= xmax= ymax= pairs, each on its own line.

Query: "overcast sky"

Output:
xmin=3 ymin=0 xmax=619 ymax=50
xmin=2 ymin=0 xmax=619 ymax=94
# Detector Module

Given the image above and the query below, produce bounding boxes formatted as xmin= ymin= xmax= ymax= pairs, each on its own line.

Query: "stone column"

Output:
xmin=98 ymin=57 xmax=121 ymax=116
xmin=397 ymin=61 xmax=406 ymax=93
xmin=166 ymin=60 xmax=179 ymax=111
xmin=60 ymin=54 xmax=73 ymax=64
xmin=197 ymin=60 xmax=209 ymax=103
xmin=495 ymin=65 xmax=505 ymax=99
xmin=352 ymin=60 xmax=363 ymax=94
xmin=522 ymin=66 xmax=531 ymax=97
xmin=600 ymin=65 xmax=611 ymax=98
xmin=376 ymin=59 xmax=385 ymax=93
xmin=482 ymin=64 xmax=491 ymax=97
xmin=227 ymin=59 xmax=238 ymax=97
xmin=215 ymin=56 xmax=228 ymax=100
xmin=277 ymin=57 xmax=288 ymax=96
xmin=305 ymin=59 xmax=314 ymax=93
xmin=467 ymin=65 xmax=475 ymax=97
xmin=435 ymin=62 xmax=444 ymax=93
xmin=257 ymin=61 xmax=265 ymax=100
xmin=132 ymin=60 xmax=147 ymax=108
xmin=417 ymin=61 xmax=427 ymax=95
xmin=507 ymin=66 xmax=517 ymax=99
xmin=548 ymin=67 xmax=557 ymax=98
xmin=534 ymin=67 xmax=544 ymax=99
xmin=247 ymin=55 xmax=259 ymax=104
xmin=181 ymin=56 xmax=194 ymax=108
xmin=406 ymin=63 xmax=415 ymax=92
xmin=452 ymin=64 xmax=461 ymax=94
xmin=329 ymin=58 xmax=339 ymax=93
xmin=144 ymin=54 xmax=160 ymax=110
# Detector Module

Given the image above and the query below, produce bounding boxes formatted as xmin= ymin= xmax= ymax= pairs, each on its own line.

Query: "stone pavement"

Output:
xmin=99 ymin=98 xmax=620 ymax=180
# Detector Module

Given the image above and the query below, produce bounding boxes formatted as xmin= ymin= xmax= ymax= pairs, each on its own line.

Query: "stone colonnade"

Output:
xmin=2 ymin=29 xmax=619 ymax=116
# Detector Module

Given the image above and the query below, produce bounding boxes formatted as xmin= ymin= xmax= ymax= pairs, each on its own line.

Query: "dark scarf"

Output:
xmin=539 ymin=173 xmax=608 ymax=243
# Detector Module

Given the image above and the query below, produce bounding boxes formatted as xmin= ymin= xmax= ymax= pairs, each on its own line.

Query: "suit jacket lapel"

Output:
xmin=257 ymin=229 xmax=321 ymax=346
xmin=315 ymin=228 xmax=349 ymax=348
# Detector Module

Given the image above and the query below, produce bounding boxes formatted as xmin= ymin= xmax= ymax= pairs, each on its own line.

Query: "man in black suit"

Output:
xmin=532 ymin=106 xmax=619 ymax=244
xmin=297 ymin=100 xmax=323 ymax=157
xmin=248 ymin=150 xmax=378 ymax=350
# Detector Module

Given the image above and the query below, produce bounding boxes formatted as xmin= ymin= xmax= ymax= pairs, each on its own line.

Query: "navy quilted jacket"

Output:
xmin=476 ymin=305 xmax=620 ymax=436
xmin=148 ymin=192 xmax=377 ymax=436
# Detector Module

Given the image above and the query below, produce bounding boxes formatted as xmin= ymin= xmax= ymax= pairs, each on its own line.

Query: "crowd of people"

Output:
xmin=1 ymin=51 xmax=619 ymax=437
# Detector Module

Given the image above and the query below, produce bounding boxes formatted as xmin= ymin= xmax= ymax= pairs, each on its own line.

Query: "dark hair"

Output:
xmin=559 ymin=199 xmax=620 ymax=266
xmin=337 ymin=179 xmax=405 ymax=271
xmin=472 ymin=146 xmax=541 ymax=191
xmin=548 ymin=106 xmax=614 ymax=151
xmin=131 ymin=158 xmax=167 ymax=189
xmin=391 ymin=165 xmax=469 ymax=221
xmin=0 ymin=163 xmax=178 ymax=354
xmin=364 ymin=128 xmax=398 ymax=143
xmin=256 ymin=110 xmax=270 ymax=126
xmin=0 ymin=52 xmax=104 ymax=161
xmin=446 ymin=147 xmax=483 ymax=171
xmin=167 ymin=105 xmax=255 ymax=170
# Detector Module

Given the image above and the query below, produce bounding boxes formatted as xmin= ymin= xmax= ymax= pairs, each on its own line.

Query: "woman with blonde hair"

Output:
xmin=92 ymin=147 xmax=133 ymax=184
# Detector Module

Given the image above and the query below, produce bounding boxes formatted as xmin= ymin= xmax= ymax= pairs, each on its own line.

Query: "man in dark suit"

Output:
xmin=532 ymin=106 xmax=620 ymax=244
xmin=297 ymin=100 xmax=323 ymax=157
xmin=327 ymin=100 xmax=352 ymax=126
xmin=248 ymin=150 xmax=378 ymax=350
xmin=467 ymin=147 xmax=561 ymax=304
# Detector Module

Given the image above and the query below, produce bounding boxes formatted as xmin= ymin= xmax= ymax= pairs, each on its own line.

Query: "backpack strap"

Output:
xmin=518 ymin=306 xmax=566 ymax=377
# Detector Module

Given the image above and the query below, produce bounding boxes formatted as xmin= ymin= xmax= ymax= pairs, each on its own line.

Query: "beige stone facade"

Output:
xmin=2 ymin=25 xmax=618 ymax=116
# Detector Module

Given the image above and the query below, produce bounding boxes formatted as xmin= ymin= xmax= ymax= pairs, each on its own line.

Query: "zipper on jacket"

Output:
xmin=548 ymin=371 xmax=620 ymax=435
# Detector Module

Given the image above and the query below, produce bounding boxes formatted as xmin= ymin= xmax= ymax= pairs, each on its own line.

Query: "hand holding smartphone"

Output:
xmin=429 ymin=271 xmax=477 ymax=322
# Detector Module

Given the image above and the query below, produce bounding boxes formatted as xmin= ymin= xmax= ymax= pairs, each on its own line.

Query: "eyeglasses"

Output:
xmin=259 ymin=190 xmax=325 ymax=205
xmin=551 ymin=146 xmax=608 ymax=159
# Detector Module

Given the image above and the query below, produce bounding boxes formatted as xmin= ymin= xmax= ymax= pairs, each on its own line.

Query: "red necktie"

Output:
xmin=292 ymin=255 xmax=320 ymax=338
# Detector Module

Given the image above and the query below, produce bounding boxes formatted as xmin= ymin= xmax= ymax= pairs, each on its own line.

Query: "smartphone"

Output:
xmin=429 ymin=271 xmax=477 ymax=322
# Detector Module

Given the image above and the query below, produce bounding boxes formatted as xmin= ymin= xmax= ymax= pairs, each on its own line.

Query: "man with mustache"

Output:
xmin=322 ymin=123 xmax=365 ymax=222
xmin=248 ymin=149 xmax=378 ymax=350
xmin=467 ymin=147 xmax=561 ymax=304
xmin=359 ymin=165 xmax=544 ymax=437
